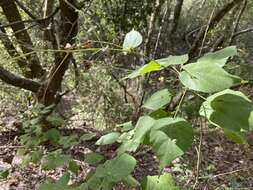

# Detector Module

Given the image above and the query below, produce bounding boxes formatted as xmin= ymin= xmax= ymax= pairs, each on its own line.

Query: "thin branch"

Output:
xmin=229 ymin=0 xmax=248 ymax=45
xmin=173 ymin=89 xmax=187 ymax=118
xmin=188 ymin=0 xmax=243 ymax=59
xmin=193 ymin=115 xmax=205 ymax=189
xmin=153 ymin=0 xmax=170 ymax=57
xmin=232 ymin=27 xmax=253 ymax=38
xmin=144 ymin=0 xmax=164 ymax=57
xmin=14 ymin=0 xmax=37 ymax=20
xmin=0 ymin=6 xmax=59 ymax=29
xmin=71 ymin=55 xmax=80 ymax=88
xmin=110 ymin=72 xmax=138 ymax=106
xmin=198 ymin=166 xmax=253 ymax=180
xmin=199 ymin=0 xmax=218 ymax=56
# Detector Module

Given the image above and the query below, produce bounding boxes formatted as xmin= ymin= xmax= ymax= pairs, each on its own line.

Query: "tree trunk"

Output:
xmin=0 ymin=24 xmax=29 ymax=76
xmin=0 ymin=0 xmax=44 ymax=78
xmin=170 ymin=0 xmax=184 ymax=34
xmin=38 ymin=0 xmax=78 ymax=106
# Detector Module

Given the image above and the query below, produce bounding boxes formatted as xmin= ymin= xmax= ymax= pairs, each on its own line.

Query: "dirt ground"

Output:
xmin=0 ymin=129 xmax=252 ymax=190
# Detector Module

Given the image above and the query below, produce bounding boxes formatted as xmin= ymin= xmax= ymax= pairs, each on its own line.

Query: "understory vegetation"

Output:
xmin=0 ymin=0 xmax=253 ymax=189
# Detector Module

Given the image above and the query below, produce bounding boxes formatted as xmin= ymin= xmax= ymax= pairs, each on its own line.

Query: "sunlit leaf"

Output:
xmin=125 ymin=60 xmax=161 ymax=79
xmin=95 ymin=153 xmax=136 ymax=182
xmin=156 ymin=54 xmax=188 ymax=67
xmin=198 ymin=46 xmax=237 ymax=67
xmin=96 ymin=132 xmax=120 ymax=145
xmin=179 ymin=62 xmax=241 ymax=93
xmin=116 ymin=121 xmax=134 ymax=132
xmin=123 ymin=29 xmax=143 ymax=51
xmin=139 ymin=60 xmax=161 ymax=75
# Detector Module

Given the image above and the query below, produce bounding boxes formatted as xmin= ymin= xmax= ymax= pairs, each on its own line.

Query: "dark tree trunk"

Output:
xmin=170 ymin=0 xmax=184 ymax=34
xmin=0 ymin=0 xmax=44 ymax=78
xmin=0 ymin=65 xmax=41 ymax=92
xmin=38 ymin=0 xmax=78 ymax=106
xmin=0 ymin=24 xmax=29 ymax=74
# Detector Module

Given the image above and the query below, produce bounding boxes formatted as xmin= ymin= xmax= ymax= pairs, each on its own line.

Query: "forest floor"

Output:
xmin=0 ymin=128 xmax=252 ymax=190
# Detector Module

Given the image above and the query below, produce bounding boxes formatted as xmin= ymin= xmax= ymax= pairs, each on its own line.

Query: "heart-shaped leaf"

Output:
xmin=179 ymin=62 xmax=241 ymax=93
xmin=198 ymin=46 xmax=237 ymax=67
xmin=150 ymin=118 xmax=193 ymax=170
xmin=200 ymin=89 xmax=253 ymax=131
xmin=123 ymin=29 xmax=143 ymax=51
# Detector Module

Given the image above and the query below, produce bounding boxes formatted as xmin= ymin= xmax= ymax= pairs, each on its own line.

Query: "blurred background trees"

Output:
xmin=0 ymin=0 xmax=253 ymax=129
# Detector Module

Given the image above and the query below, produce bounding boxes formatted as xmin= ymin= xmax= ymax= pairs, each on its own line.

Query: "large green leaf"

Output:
xmin=150 ymin=118 xmax=193 ymax=170
xmin=200 ymin=89 xmax=253 ymax=131
xmin=59 ymin=135 xmax=79 ymax=149
xmin=96 ymin=132 xmax=120 ymax=145
xmin=141 ymin=174 xmax=179 ymax=190
xmin=156 ymin=54 xmax=188 ymax=67
xmin=68 ymin=160 xmax=80 ymax=174
xmin=223 ymin=128 xmax=247 ymax=144
xmin=149 ymin=109 xmax=170 ymax=119
xmin=116 ymin=121 xmax=134 ymax=132
xmin=117 ymin=116 xmax=155 ymax=154
xmin=139 ymin=60 xmax=162 ymax=75
xmin=117 ymin=139 xmax=140 ymax=155
xmin=123 ymin=29 xmax=143 ymax=51
xmin=150 ymin=130 xmax=184 ymax=171
xmin=143 ymin=89 xmax=172 ymax=110
xmin=179 ymin=62 xmax=241 ymax=93
xmin=198 ymin=46 xmax=237 ymax=67
xmin=133 ymin=116 xmax=156 ymax=142
xmin=95 ymin=153 xmax=136 ymax=182
xmin=125 ymin=60 xmax=161 ymax=79
xmin=126 ymin=54 xmax=188 ymax=79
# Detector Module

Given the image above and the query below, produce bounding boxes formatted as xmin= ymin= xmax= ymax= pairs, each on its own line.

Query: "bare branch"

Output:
xmin=0 ymin=6 xmax=59 ymax=29
xmin=39 ymin=0 xmax=78 ymax=105
xmin=233 ymin=27 xmax=253 ymax=38
xmin=0 ymin=65 xmax=41 ymax=92
xmin=229 ymin=0 xmax=248 ymax=44
xmin=188 ymin=0 xmax=244 ymax=59
xmin=170 ymin=0 xmax=184 ymax=34
xmin=144 ymin=0 xmax=165 ymax=57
